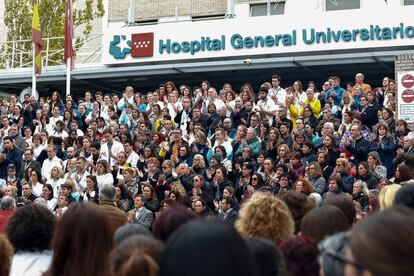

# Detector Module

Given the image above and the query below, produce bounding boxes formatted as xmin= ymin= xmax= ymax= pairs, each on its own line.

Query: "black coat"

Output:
xmin=345 ymin=136 xmax=370 ymax=165
xmin=360 ymin=104 xmax=379 ymax=131
xmin=352 ymin=192 xmax=369 ymax=209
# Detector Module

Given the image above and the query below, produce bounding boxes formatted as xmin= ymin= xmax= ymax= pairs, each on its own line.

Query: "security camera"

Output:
xmin=243 ymin=58 xmax=252 ymax=66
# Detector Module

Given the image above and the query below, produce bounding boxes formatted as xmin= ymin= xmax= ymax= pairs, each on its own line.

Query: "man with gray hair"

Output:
xmin=178 ymin=163 xmax=196 ymax=193
xmin=314 ymin=122 xmax=339 ymax=149
xmin=344 ymin=125 xmax=370 ymax=164
xmin=234 ymin=127 xmax=262 ymax=158
xmin=99 ymin=184 xmax=127 ymax=237
xmin=394 ymin=135 xmax=414 ymax=172
xmin=0 ymin=196 xmax=16 ymax=232
xmin=202 ymin=87 xmax=225 ymax=115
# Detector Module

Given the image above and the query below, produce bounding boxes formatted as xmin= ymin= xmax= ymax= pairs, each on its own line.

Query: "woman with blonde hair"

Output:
xmin=339 ymin=91 xmax=357 ymax=120
xmin=276 ymin=144 xmax=290 ymax=165
xmin=285 ymin=88 xmax=299 ymax=128
xmin=170 ymin=182 xmax=187 ymax=202
xmin=46 ymin=166 xmax=65 ymax=198
xmin=307 ymin=162 xmax=326 ymax=195
xmin=4 ymin=185 xmax=18 ymax=199
xmin=379 ymin=183 xmax=402 ymax=210
xmin=235 ymin=192 xmax=294 ymax=245
xmin=334 ymin=158 xmax=355 ymax=194
xmin=65 ymin=178 xmax=80 ymax=201
xmin=189 ymin=155 xmax=205 ymax=178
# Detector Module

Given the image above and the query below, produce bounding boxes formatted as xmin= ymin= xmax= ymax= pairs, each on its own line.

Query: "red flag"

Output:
xmin=131 ymin=33 xmax=154 ymax=58
xmin=64 ymin=0 xmax=74 ymax=70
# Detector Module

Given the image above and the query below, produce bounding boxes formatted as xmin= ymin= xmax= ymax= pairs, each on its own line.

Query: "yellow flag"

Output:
xmin=32 ymin=0 xmax=42 ymax=75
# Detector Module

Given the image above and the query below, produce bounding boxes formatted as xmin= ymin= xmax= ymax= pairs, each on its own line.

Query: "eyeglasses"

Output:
xmin=193 ymin=179 xmax=199 ymax=182
xmin=252 ymin=177 xmax=258 ymax=180
xmin=336 ymin=164 xmax=342 ymax=166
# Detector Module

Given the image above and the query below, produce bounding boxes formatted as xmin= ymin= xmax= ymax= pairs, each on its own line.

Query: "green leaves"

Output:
xmin=2 ymin=0 xmax=105 ymax=69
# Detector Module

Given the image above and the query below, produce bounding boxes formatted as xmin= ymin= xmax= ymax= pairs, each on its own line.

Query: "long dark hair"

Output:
xmin=44 ymin=203 xmax=113 ymax=276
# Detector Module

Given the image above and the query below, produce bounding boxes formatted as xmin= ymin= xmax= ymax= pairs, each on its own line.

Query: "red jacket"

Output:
xmin=0 ymin=210 xmax=15 ymax=233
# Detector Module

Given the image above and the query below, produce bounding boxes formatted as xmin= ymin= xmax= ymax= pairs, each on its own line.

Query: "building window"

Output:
xmin=250 ymin=2 xmax=285 ymax=17
xmin=326 ymin=0 xmax=360 ymax=11
xmin=404 ymin=0 xmax=414 ymax=5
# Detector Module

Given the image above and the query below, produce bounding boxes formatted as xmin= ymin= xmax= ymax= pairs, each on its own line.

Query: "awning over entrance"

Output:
xmin=0 ymin=48 xmax=403 ymax=97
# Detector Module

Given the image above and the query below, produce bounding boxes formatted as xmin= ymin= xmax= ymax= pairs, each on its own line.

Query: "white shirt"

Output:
xmin=31 ymin=182 xmax=44 ymax=197
xmin=49 ymin=130 xmax=69 ymax=139
xmin=179 ymin=109 xmax=191 ymax=136
xmin=225 ymin=100 xmax=235 ymax=117
xmin=41 ymin=156 xmax=63 ymax=181
xmin=100 ymin=140 xmax=124 ymax=166
xmin=32 ymin=144 xmax=45 ymax=161
xmin=10 ymin=251 xmax=52 ymax=276
xmin=295 ymin=91 xmax=307 ymax=109
xmin=46 ymin=198 xmax=57 ymax=211
xmin=86 ymin=110 xmax=109 ymax=123
xmin=117 ymin=96 xmax=134 ymax=109
xmin=96 ymin=173 xmax=114 ymax=189
xmin=76 ymin=129 xmax=85 ymax=136
xmin=146 ymin=101 xmax=165 ymax=112
xmin=46 ymin=178 xmax=65 ymax=198
xmin=135 ymin=207 xmax=144 ymax=219
xmin=126 ymin=151 xmax=139 ymax=168
xmin=70 ymin=170 xmax=91 ymax=191
xmin=167 ymin=102 xmax=182 ymax=120
xmin=212 ymin=138 xmax=234 ymax=160
xmin=256 ymin=97 xmax=277 ymax=125
xmin=49 ymin=116 xmax=63 ymax=127
xmin=202 ymin=98 xmax=225 ymax=115
xmin=34 ymin=124 xmax=53 ymax=135
xmin=269 ymin=86 xmax=286 ymax=108
xmin=82 ymin=190 xmax=97 ymax=202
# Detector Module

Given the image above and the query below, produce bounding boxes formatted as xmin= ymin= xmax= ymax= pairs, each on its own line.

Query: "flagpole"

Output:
xmin=32 ymin=42 xmax=36 ymax=97
xmin=65 ymin=0 xmax=74 ymax=96
xmin=66 ymin=57 xmax=70 ymax=96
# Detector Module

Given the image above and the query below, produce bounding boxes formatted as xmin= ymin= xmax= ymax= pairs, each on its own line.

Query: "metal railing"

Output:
xmin=0 ymin=33 xmax=103 ymax=71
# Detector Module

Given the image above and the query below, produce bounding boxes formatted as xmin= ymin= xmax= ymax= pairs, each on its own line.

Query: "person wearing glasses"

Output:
xmin=358 ymin=94 xmax=379 ymax=132
xmin=333 ymin=158 xmax=355 ymax=194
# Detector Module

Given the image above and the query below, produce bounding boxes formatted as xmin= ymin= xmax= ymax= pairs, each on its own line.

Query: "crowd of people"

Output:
xmin=0 ymin=72 xmax=413 ymax=275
